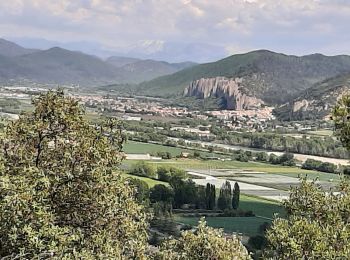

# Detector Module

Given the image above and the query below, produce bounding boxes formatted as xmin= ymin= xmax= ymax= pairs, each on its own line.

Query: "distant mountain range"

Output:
xmin=136 ymin=50 xmax=350 ymax=103
xmin=0 ymin=39 xmax=196 ymax=86
xmin=0 ymin=38 xmax=38 ymax=57
xmin=106 ymin=57 xmax=196 ymax=83
xmin=9 ymin=37 xmax=228 ymax=63
xmin=3 ymin=37 xmax=350 ymax=120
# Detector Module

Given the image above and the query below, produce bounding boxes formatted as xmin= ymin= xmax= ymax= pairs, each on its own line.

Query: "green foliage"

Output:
xmin=232 ymin=182 xmax=240 ymax=210
xmin=150 ymin=218 xmax=180 ymax=237
xmin=268 ymin=153 xmax=295 ymax=166
xmin=0 ymin=90 xmax=150 ymax=259
xmin=265 ymin=178 xmax=350 ymax=259
xmin=205 ymin=183 xmax=216 ymax=210
xmin=333 ymin=94 xmax=350 ymax=151
xmin=217 ymin=181 xmax=232 ymax=211
xmin=153 ymin=218 xmax=250 ymax=259
xmin=169 ymin=176 xmax=197 ymax=208
xmin=225 ymin=131 xmax=348 ymax=159
xmin=194 ymin=185 xmax=206 ymax=209
xmin=129 ymin=161 xmax=156 ymax=178
xmin=150 ymin=184 xmax=174 ymax=203
xmin=256 ymin=152 xmax=268 ymax=162
xmin=157 ymin=166 xmax=186 ymax=182
xmin=302 ymin=158 xmax=337 ymax=173
xmin=248 ymin=235 xmax=267 ymax=251
xmin=127 ymin=178 xmax=150 ymax=204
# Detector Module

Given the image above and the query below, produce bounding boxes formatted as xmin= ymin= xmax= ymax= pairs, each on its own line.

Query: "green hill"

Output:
xmin=135 ymin=50 xmax=350 ymax=104
xmin=274 ymin=74 xmax=350 ymax=121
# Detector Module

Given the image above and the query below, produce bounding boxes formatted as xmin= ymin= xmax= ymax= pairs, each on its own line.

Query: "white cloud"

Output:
xmin=0 ymin=0 xmax=349 ymax=61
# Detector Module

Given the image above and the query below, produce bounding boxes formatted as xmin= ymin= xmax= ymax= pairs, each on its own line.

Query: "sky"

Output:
xmin=1 ymin=0 xmax=350 ymax=62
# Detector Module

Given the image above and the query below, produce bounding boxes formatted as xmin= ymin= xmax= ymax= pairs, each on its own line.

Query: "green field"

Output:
xmin=123 ymin=142 xmax=339 ymax=181
xmin=123 ymin=156 xmax=338 ymax=182
xmin=175 ymin=216 xmax=271 ymax=236
xmin=175 ymin=194 xmax=284 ymax=236
xmin=136 ymin=158 xmax=320 ymax=175
xmin=123 ymin=141 xmax=188 ymax=156
xmin=123 ymin=141 xmax=220 ymax=158
xmin=121 ymin=173 xmax=169 ymax=187
xmin=239 ymin=194 xmax=285 ymax=218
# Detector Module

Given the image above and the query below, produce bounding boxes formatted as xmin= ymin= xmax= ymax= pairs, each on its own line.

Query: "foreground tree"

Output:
xmin=127 ymin=178 xmax=150 ymax=204
xmin=265 ymin=178 xmax=350 ymax=259
xmin=333 ymin=94 xmax=350 ymax=151
xmin=264 ymin=96 xmax=350 ymax=259
xmin=0 ymin=90 xmax=149 ymax=259
xmin=154 ymin=218 xmax=250 ymax=260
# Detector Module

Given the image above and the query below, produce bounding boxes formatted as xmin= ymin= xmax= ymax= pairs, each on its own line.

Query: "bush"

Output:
xmin=302 ymin=159 xmax=337 ymax=173
xmin=156 ymin=166 xmax=186 ymax=182
xmin=343 ymin=166 xmax=350 ymax=175
xmin=248 ymin=235 xmax=267 ymax=250
xmin=256 ymin=152 xmax=268 ymax=162
xmin=129 ymin=161 xmax=156 ymax=177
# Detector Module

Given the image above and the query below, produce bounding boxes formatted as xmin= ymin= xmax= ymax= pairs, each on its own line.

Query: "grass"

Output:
xmin=175 ymin=194 xmax=285 ymax=236
xmin=123 ymin=141 xmax=222 ymax=158
xmin=121 ymin=173 xmax=169 ymax=187
xmin=123 ymin=141 xmax=187 ymax=156
xmin=239 ymin=194 xmax=285 ymax=218
xmin=123 ymin=142 xmax=340 ymax=182
xmin=175 ymin=216 xmax=271 ymax=236
xmin=123 ymin=155 xmax=338 ymax=183
xmin=138 ymin=158 xmax=320 ymax=175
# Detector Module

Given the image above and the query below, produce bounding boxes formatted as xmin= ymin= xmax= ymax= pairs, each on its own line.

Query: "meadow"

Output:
xmin=175 ymin=193 xmax=285 ymax=236
xmin=123 ymin=141 xmax=187 ymax=156
xmin=175 ymin=216 xmax=271 ymax=236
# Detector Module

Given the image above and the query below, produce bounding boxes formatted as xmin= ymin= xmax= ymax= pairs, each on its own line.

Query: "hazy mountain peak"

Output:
xmin=0 ymin=38 xmax=37 ymax=57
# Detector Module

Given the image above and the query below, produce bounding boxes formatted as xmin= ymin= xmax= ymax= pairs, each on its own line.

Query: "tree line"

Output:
xmin=128 ymin=162 xmax=243 ymax=214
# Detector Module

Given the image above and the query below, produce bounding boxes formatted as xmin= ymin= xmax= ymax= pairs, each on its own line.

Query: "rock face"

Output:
xmin=274 ymin=74 xmax=350 ymax=121
xmin=289 ymin=89 xmax=347 ymax=119
xmin=184 ymin=77 xmax=263 ymax=110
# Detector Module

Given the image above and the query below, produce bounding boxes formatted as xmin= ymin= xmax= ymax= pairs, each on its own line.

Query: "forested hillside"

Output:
xmin=136 ymin=51 xmax=350 ymax=103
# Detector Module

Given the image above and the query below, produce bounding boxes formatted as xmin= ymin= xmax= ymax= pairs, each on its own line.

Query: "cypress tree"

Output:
xmin=218 ymin=181 xmax=232 ymax=210
xmin=211 ymin=184 xmax=216 ymax=209
xmin=232 ymin=182 xmax=240 ymax=210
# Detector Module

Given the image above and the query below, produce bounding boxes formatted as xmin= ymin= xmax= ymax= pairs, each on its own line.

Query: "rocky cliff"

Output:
xmin=184 ymin=77 xmax=263 ymax=110
xmin=274 ymin=74 xmax=350 ymax=120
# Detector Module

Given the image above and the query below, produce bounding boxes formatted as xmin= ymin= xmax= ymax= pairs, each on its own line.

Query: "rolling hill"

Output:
xmin=136 ymin=50 xmax=350 ymax=103
xmin=0 ymin=39 xmax=196 ymax=86
xmin=0 ymin=47 xmax=125 ymax=85
xmin=274 ymin=74 xmax=350 ymax=121
xmin=106 ymin=56 xmax=141 ymax=68
xmin=107 ymin=56 xmax=196 ymax=83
